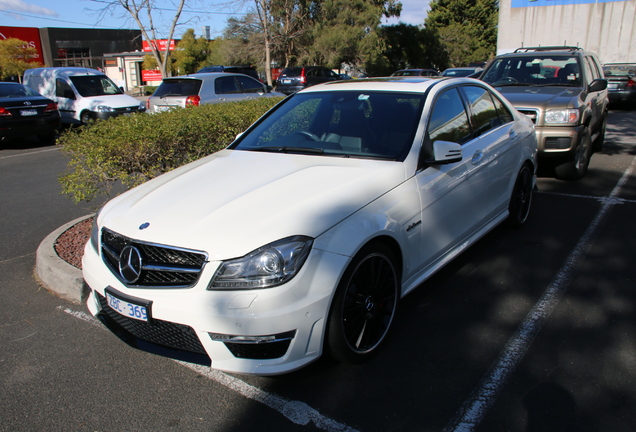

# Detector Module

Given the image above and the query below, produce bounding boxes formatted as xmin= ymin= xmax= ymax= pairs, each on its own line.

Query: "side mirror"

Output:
xmin=588 ymin=79 xmax=607 ymax=93
xmin=431 ymin=141 xmax=462 ymax=164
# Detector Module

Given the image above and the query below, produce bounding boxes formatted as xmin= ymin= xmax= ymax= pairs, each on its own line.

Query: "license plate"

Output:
xmin=282 ymin=79 xmax=292 ymax=84
xmin=608 ymin=83 xmax=618 ymax=89
xmin=106 ymin=291 xmax=149 ymax=321
xmin=20 ymin=109 xmax=37 ymax=116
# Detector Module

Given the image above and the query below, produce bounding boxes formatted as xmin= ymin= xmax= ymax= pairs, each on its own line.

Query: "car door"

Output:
xmin=235 ymin=75 xmax=269 ymax=100
xmin=415 ymin=86 xmax=491 ymax=270
xmin=461 ymin=85 xmax=521 ymax=219
xmin=213 ymin=76 xmax=247 ymax=103
xmin=54 ymin=78 xmax=77 ymax=123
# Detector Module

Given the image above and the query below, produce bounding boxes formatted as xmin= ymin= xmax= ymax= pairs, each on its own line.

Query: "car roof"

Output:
xmin=298 ymin=76 xmax=466 ymax=93
xmin=162 ymin=72 xmax=256 ymax=81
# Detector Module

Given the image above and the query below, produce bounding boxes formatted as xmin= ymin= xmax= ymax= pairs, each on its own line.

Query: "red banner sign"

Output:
xmin=0 ymin=26 xmax=44 ymax=63
xmin=142 ymin=70 xmax=163 ymax=82
xmin=142 ymin=40 xmax=176 ymax=52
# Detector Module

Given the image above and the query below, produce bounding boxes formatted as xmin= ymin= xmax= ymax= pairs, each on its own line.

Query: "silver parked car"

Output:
xmin=147 ymin=73 xmax=284 ymax=113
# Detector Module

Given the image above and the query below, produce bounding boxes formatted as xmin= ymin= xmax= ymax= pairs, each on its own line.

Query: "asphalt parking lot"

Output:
xmin=1 ymin=108 xmax=635 ymax=432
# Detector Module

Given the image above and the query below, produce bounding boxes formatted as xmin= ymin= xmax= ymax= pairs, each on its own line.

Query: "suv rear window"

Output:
xmin=482 ymin=56 xmax=581 ymax=87
xmin=153 ymin=79 xmax=202 ymax=97
xmin=279 ymin=68 xmax=302 ymax=77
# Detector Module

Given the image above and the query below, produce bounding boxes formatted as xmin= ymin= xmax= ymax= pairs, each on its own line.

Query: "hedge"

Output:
xmin=58 ymin=97 xmax=284 ymax=203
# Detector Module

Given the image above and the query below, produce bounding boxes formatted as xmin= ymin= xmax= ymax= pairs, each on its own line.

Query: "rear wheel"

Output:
xmin=326 ymin=243 xmax=399 ymax=364
xmin=554 ymin=127 xmax=592 ymax=181
xmin=507 ymin=164 xmax=534 ymax=227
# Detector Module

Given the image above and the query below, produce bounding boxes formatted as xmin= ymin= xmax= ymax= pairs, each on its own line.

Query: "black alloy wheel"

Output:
xmin=327 ymin=243 xmax=399 ymax=364
xmin=508 ymin=163 xmax=534 ymax=227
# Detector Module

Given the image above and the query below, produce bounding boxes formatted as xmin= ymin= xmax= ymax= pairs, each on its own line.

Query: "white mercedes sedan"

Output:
xmin=83 ymin=77 xmax=537 ymax=375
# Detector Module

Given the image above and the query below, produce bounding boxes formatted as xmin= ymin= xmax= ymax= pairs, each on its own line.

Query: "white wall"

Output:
xmin=497 ymin=0 xmax=636 ymax=63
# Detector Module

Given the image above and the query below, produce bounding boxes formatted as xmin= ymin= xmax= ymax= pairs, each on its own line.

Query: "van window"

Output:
xmin=69 ymin=75 xmax=124 ymax=97
xmin=56 ymin=79 xmax=76 ymax=99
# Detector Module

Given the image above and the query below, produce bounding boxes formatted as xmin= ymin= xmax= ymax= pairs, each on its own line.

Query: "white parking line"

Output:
xmin=58 ymin=306 xmax=359 ymax=432
xmin=444 ymin=155 xmax=636 ymax=432
xmin=0 ymin=147 xmax=58 ymax=160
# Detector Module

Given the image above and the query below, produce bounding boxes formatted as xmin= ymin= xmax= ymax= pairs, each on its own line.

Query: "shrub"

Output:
xmin=58 ymin=97 xmax=284 ymax=203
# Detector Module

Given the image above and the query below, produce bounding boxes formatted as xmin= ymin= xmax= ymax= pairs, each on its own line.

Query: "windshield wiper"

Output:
xmin=246 ymin=146 xmax=325 ymax=154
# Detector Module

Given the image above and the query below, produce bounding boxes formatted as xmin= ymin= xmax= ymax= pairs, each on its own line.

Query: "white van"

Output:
xmin=23 ymin=67 xmax=146 ymax=125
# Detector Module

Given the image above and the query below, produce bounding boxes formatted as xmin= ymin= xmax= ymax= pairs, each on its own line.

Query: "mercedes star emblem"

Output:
xmin=119 ymin=245 xmax=143 ymax=284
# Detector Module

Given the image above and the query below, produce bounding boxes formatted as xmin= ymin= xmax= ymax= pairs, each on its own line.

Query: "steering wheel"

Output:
xmin=292 ymin=130 xmax=320 ymax=141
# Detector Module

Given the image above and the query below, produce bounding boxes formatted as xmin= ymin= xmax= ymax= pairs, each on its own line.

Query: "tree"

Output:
xmin=172 ymin=29 xmax=212 ymax=75
xmin=0 ymin=38 xmax=42 ymax=81
xmin=91 ymin=0 xmax=186 ymax=78
xmin=425 ymin=0 xmax=498 ymax=67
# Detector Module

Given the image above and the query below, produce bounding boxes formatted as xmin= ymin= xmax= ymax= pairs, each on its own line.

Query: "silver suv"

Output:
xmin=480 ymin=46 xmax=608 ymax=180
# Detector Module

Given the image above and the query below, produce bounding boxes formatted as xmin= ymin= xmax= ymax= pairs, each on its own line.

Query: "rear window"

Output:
xmin=0 ymin=83 xmax=40 ymax=98
xmin=280 ymin=68 xmax=302 ymax=77
xmin=153 ymin=79 xmax=202 ymax=97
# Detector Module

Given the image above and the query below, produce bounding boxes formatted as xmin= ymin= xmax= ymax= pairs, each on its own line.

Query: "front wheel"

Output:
xmin=326 ymin=243 xmax=400 ymax=364
xmin=80 ymin=111 xmax=93 ymax=125
xmin=507 ymin=164 xmax=534 ymax=227
xmin=554 ymin=127 xmax=592 ymax=181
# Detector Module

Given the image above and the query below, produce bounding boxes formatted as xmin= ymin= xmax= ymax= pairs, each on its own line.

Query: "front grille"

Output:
xmin=101 ymin=228 xmax=207 ymax=288
xmin=517 ymin=108 xmax=539 ymax=123
xmin=97 ymin=292 xmax=207 ymax=354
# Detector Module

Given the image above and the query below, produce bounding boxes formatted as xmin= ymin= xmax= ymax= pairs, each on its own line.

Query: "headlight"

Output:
xmin=208 ymin=236 xmax=313 ymax=290
xmin=139 ymin=102 xmax=146 ymax=110
xmin=96 ymin=105 xmax=115 ymax=113
xmin=545 ymin=109 xmax=579 ymax=124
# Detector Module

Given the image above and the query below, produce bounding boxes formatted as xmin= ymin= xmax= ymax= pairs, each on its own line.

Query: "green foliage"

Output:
xmin=425 ymin=0 xmax=498 ymax=67
xmin=367 ymin=24 xmax=449 ymax=76
xmin=58 ymin=97 xmax=284 ymax=203
xmin=0 ymin=38 xmax=42 ymax=80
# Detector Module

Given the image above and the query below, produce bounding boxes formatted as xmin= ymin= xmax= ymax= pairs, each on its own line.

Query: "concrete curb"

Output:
xmin=35 ymin=214 xmax=93 ymax=304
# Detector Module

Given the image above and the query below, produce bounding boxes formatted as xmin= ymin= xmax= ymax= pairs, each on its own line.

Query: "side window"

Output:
xmin=585 ymin=56 xmax=600 ymax=81
xmin=491 ymin=94 xmax=514 ymax=125
xmin=215 ymin=77 xmax=240 ymax=94
xmin=462 ymin=85 xmax=501 ymax=137
xmin=427 ymin=88 xmax=471 ymax=144
xmin=236 ymin=76 xmax=265 ymax=93
xmin=55 ymin=79 xmax=75 ymax=99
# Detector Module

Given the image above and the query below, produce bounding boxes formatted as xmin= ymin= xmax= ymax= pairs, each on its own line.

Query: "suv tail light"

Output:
xmin=0 ymin=107 xmax=12 ymax=117
xmin=627 ymin=79 xmax=635 ymax=88
xmin=299 ymin=68 xmax=307 ymax=84
xmin=44 ymin=102 xmax=58 ymax=113
xmin=186 ymin=95 xmax=201 ymax=107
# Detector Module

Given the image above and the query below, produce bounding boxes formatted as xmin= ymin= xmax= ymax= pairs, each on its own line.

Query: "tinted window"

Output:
xmin=56 ymin=79 xmax=75 ymax=99
xmin=428 ymin=88 xmax=471 ymax=144
xmin=0 ymin=83 xmax=39 ymax=97
xmin=491 ymin=94 xmax=514 ymax=124
xmin=69 ymin=75 xmax=123 ymax=97
xmin=237 ymin=76 xmax=265 ymax=93
xmin=215 ymin=77 xmax=241 ymax=94
xmin=280 ymin=68 xmax=301 ymax=77
xmin=482 ymin=56 xmax=581 ymax=86
xmin=153 ymin=79 xmax=202 ymax=97
xmin=463 ymin=86 xmax=501 ymax=136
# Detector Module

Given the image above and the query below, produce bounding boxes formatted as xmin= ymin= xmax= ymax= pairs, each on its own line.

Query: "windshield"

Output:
xmin=69 ymin=75 xmax=124 ymax=97
xmin=482 ymin=56 xmax=581 ymax=87
xmin=231 ymin=91 xmax=425 ymax=161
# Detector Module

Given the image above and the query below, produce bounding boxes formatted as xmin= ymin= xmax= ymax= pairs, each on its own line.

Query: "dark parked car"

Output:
xmin=480 ymin=46 xmax=608 ymax=180
xmin=0 ymin=82 xmax=60 ymax=143
xmin=602 ymin=63 xmax=636 ymax=108
xmin=441 ymin=67 xmax=483 ymax=77
xmin=391 ymin=69 xmax=439 ymax=77
xmin=275 ymin=67 xmax=340 ymax=94
xmin=196 ymin=65 xmax=260 ymax=81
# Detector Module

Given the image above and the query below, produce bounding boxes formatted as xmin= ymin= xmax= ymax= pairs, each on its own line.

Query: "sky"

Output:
xmin=0 ymin=0 xmax=430 ymax=39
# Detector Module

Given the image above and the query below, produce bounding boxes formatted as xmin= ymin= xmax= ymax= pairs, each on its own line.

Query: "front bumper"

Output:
xmin=94 ymin=107 xmax=145 ymax=121
xmin=534 ymin=124 xmax=585 ymax=160
xmin=82 ymin=239 xmax=347 ymax=375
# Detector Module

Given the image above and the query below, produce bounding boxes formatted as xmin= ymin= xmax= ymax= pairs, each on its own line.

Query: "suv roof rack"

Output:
xmin=513 ymin=46 xmax=583 ymax=53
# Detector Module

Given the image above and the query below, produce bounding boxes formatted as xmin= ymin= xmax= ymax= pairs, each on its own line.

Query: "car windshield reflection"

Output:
xmin=231 ymin=91 xmax=425 ymax=161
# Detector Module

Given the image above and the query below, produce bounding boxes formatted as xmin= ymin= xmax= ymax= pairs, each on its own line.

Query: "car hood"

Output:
xmin=84 ymin=94 xmax=141 ymax=108
xmin=100 ymin=150 xmax=407 ymax=260
xmin=493 ymin=86 xmax=583 ymax=110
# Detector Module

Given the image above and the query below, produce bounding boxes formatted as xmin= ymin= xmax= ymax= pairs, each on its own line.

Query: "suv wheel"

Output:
xmin=555 ymin=127 xmax=592 ymax=181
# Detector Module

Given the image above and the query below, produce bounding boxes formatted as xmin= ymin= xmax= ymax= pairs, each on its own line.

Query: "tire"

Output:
xmin=593 ymin=115 xmax=606 ymax=153
xmin=326 ymin=243 xmax=400 ymax=364
xmin=80 ymin=111 xmax=93 ymax=125
xmin=554 ymin=127 xmax=592 ymax=181
xmin=507 ymin=163 xmax=534 ymax=227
